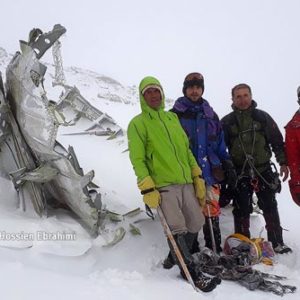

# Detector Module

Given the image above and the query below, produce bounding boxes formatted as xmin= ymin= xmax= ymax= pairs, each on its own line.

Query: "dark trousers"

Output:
xmin=232 ymin=167 xmax=284 ymax=247
xmin=203 ymin=216 xmax=222 ymax=253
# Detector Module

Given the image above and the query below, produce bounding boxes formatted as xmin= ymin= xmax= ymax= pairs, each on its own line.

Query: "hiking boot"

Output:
xmin=162 ymin=251 xmax=175 ymax=269
xmin=171 ymin=233 xmax=221 ymax=292
xmin=164 ymin=233 xmax=195 ymax=270
xmin=273 ymin=244 xmax=292 ymax=254
xmin=180 ymin=268 xmax=221 ymax=292
xmin=194 ymin=273 xmax=221 ymax=292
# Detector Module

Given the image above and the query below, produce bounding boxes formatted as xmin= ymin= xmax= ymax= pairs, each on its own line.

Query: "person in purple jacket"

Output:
xmin=163 ymin=73 xmax=236 ymax=268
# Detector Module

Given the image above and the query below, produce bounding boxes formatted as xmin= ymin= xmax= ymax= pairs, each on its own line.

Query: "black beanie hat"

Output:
xmin=182 ymin=72 xmax=204 ymax=96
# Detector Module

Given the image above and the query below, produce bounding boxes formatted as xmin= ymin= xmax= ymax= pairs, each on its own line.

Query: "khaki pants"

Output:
xmin=158 ymin=184 xmax=204 ymax=234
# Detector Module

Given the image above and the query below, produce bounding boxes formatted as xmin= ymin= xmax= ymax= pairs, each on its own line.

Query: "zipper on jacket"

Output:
xmin=158 ymin=112 xmax=188 ymax=183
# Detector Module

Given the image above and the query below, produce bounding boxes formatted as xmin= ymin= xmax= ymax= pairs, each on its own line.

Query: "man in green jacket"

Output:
xmin=127 ymin=76 xmax=220 ymax=292
xmin=221 ymin=83 xmax=291 ymax=254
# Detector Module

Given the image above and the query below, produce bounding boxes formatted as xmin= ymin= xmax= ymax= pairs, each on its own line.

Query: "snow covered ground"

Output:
xmin=1 ymin=44 xmax=300 ymax=300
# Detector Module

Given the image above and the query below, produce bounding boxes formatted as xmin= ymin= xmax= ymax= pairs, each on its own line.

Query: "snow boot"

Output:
xmin=193 ymin=272 xmax=221 ymax=292
xmin=179 ymin=262 xmax=221 ymax=292
xmin=172 ymin=233 xmax=221 ymax=292
xmin=263 ymin=210 xmax=292 ymax=254
xmin=273 ymin=244 xmax=292 ymax=254
xmin=162 ymin=251 xmax=175 ymax=269
xmin=163 ymin=232 xmax=198 ymax=269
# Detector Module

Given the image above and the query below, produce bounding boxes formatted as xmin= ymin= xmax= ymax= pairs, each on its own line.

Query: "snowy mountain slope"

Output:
xmin=0 ymin=46 xmax=300 ymax=300
xmin=46 ymin=65 xmax=140 ymax=130
xmin=43 ymin=64 xmax=175 ymax=129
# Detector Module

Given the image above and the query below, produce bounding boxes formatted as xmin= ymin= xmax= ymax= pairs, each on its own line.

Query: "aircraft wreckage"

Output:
xmin=0 ymin=24 xmax=123 ymax=236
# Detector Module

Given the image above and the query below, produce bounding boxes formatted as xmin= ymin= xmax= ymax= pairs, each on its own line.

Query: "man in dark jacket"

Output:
xmin=221 ymin=83 xmax=291 ymax=254
xmin=169 ymin=73 xmax=236 ymax=257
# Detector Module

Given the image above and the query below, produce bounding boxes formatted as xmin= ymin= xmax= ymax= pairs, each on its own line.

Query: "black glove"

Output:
xmin=222 ymin=160 xmax=238 ymax=189
xmin=219 ymin=184 xmax=233 ymax=208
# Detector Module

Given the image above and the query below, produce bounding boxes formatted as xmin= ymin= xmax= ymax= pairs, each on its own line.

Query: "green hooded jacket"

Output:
xmin=127 ymin=76 xmax=198 ymax=188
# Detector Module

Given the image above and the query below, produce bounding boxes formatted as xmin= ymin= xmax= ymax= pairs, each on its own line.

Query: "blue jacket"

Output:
xmin=172 ymin=96 xmax=230 ymax=185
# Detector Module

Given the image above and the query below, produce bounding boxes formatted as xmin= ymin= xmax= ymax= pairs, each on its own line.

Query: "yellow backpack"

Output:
xmin=223 ymin=233 xmax=275 ymax=266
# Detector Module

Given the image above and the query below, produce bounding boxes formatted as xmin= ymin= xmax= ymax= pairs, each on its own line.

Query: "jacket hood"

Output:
xmin=139 ymin=76 xmax=165 ymax=113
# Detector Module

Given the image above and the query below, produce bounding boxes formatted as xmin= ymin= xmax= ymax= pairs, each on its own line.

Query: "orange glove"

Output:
xmin=202 ymin=200 xmax=221 ymax=217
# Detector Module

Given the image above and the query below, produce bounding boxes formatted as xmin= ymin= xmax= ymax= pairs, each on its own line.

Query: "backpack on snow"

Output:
xmin=223 ymin=233 xmax=275 ymax=266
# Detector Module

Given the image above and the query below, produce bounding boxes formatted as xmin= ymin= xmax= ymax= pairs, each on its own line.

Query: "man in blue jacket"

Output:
xmin=169 ymin=73 xmax=236 ymax=259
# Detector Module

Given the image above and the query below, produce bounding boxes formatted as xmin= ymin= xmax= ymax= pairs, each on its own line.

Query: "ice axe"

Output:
xmin=157 ymin=206 xmax=197 ymax=291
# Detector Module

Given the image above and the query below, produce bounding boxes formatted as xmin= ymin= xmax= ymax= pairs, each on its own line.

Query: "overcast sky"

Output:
xmin=1 ymin=0 xmax=300 ymax=127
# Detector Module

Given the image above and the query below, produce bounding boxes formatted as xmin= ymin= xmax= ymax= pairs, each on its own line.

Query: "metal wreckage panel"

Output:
xmin=56 ymin=85 xmax=123 ymax=138
xmin=0 ymin=71 xmax=47 ymax=215
xmin=0 ymin=24 xmax=117 ymax=236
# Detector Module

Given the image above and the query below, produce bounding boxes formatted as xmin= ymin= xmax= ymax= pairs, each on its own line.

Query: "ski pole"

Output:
xmin=157 ymin=206 xmax=197 ymax=291
xmin=206 ymin=201 xmax=217 ymax=254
